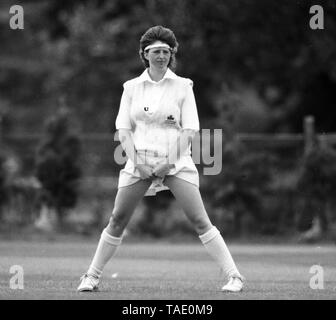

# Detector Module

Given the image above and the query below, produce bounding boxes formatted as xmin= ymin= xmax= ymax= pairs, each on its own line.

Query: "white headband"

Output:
xmin=144 ymin=43 xmax=171 ymax=51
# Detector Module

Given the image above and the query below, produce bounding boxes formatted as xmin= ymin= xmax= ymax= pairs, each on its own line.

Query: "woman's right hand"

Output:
xmin=135 ymin=164 xmax=154 ymax=180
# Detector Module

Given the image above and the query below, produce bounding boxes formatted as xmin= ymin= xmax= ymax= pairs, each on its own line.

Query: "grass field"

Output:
xmin=0 ymin=239 xmax=336 ymax=300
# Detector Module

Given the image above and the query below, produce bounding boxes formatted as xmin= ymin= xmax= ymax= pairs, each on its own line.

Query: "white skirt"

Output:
xmin=118 ymin=152 xmax=199 ymax=196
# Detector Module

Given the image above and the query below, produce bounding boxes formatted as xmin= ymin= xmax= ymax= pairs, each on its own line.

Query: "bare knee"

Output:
xmin=192 ymin=216 xmax=213 ymax=235
xmin=106 ymin=210 xmax=129 ymax=237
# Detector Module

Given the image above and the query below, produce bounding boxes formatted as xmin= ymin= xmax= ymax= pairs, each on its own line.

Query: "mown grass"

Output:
xmin=0 ymin=240 xmax=336 ymax=300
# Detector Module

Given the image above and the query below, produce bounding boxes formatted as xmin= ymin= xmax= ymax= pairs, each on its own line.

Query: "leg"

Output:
xmin=83 ymin=179 xmax=151 ymax=283
xmin=164 ymin=176 xmax=212 ymax=235
xmin=106 ymin=179 xmax=152 ymax=237
xmin=164 ymin=176 xmax=244 ymax=284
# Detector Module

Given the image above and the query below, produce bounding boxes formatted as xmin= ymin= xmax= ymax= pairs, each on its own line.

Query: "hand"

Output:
xmin=135 ymin=164 xmax=154 ymax=180
xmin=152 ymin=163 xmax=174 ymax=179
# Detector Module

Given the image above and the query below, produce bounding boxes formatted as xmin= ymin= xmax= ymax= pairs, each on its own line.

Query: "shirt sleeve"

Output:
xmin=115 ymin=81 xmax=133 ymax=130
xmin=181 ymin=80 xmax=200 ymax=131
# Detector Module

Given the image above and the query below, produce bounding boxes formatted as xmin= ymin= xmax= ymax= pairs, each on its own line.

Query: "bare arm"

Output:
xmin=118 ymin=129 xmax=139 ymax=164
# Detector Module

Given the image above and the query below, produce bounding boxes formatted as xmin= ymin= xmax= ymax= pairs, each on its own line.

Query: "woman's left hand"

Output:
xmin=152 ymin=163 xmax=174 ymax=178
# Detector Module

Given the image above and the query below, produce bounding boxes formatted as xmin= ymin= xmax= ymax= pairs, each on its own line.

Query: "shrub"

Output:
xmin=298 ymin=145 xmax=336 ymax=199
xmin=202 ymin=140 xmax=274 ymax=235
xmin=35 ymin=107 xmax=82 ymax=225
xmin=0 ymin=153 xmax=8 ymax=220
xmin=297 ymin=144 xmax=336 ymax=231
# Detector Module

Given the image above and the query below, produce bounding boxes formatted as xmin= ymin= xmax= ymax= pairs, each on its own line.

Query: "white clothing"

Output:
xmin=115 ymin=68 xmax=200 ymax=196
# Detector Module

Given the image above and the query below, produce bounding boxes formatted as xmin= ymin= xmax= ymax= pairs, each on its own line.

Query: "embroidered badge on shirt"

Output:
xmin=144 ymin=106 xmax=155 ymax=115
xmin=165 ymin=115 xmax=176 ymax=125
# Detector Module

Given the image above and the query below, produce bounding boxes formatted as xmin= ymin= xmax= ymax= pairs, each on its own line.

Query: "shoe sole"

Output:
xmin=221 ymin=288 xmax=243 ymax=293
xmin=77 ymin=286 xmax=99 ymax=292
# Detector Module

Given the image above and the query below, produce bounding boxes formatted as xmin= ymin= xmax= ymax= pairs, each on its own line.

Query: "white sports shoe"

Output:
xmin=77 ymin=274 xmax=100 ymax=292
xmin=221 ymin=276 xmax=244 ymax=292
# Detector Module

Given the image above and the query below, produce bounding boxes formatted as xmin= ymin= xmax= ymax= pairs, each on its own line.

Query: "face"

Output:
xmin=144 ymin=44 xmax=171 ymax=70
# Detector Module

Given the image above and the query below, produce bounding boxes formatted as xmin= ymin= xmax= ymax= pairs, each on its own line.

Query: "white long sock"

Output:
xmin=199 ymin=226 xmax=242 ymax=280
xmin=87 ymin=229 xmax=122 ymax=278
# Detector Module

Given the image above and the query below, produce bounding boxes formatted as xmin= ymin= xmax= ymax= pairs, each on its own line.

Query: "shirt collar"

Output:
xmin=137 ymin=68 xmax=178 ymax=83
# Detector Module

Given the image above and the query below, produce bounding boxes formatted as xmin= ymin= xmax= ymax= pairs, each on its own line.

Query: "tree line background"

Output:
xmin=1 ymin=0 xmax=336 ymax=240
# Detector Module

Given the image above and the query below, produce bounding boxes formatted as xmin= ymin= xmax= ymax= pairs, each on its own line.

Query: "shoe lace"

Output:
xmin=80 ymin=273 xmax=98 ymax=285
xmin=220 ymin=268 xmax=245 ymax=282
xmin=230 ymin=277 xmax=244 ymax=289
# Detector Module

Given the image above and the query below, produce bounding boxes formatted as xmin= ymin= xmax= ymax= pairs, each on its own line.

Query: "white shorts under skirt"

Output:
xmin=118 ymin=153 xmax=199 ymax=196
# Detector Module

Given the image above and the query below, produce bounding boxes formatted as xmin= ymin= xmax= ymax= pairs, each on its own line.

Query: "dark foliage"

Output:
xmin=1 ymin=1 xmax=335 ymax=133
xmin=202 ymin=140 xmax=274 ymax=235
xmin=298 ymin=145 xmax=336 ymax=200
xmin=0 ymin=153 xmax=8 ymax=217
xmin=35 ymin=107 xmax=82 ymax=222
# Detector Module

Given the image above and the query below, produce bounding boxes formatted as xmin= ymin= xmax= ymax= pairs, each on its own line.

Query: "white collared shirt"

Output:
xmin=116 ymin=68 xmax=199 ymax=156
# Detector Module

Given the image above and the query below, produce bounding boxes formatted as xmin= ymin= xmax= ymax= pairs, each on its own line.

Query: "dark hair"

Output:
xmin=139 ymin=26 xmax=179 ymax=70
